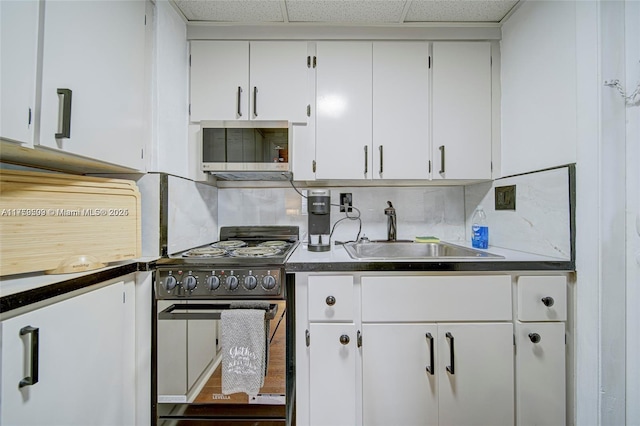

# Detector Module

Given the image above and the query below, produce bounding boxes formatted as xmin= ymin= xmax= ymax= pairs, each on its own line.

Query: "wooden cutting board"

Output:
xmin=0 ymin=170 xmax=141 ymax=276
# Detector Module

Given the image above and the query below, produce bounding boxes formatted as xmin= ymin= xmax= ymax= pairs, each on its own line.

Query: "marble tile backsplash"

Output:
xmin=167 ymin=175 xmax=218 ymax=254
xmin=465 ymin=167 xmax=572 ymax=259
xmin=218 ymin=186 xmax=466 ymax=244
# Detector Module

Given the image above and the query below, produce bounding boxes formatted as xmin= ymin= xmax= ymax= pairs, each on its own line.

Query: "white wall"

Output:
xmin=500 ymin=1 xmax=577 ymax=176
xmin=502 ymin=1 xmax=639 ymax=424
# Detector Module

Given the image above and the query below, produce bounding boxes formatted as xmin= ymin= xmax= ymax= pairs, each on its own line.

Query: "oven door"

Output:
xmin=155 ymin=300 xmax=287 ymax=424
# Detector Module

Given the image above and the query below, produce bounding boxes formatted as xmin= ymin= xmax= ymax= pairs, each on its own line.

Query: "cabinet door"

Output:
xmin=432 ymin=42 xmax=492 ymax=180
xmin=438 ymin=323 xmax=514 ymax=426
xmin=0 ymin=282 xmax=128 ymax=425
xmin=250 ymin=41 xmax=309 ymax=123
xmin=0 ymin=0 xmax=40 ymax=145
xmin=372 ymin=42 xmax=430 ymax=180
xmin=309 ymin=323 xmax=357 ymax=426
xmin=190 ymin=41 xmax=249 ymax=121
xmin=315 ymin=42 xmax=372 ymax=180
xmin=516 ymin=322 xmax=565 ymax=426
xmin=38 ymin=0 xmax=146 ymax=170
xmin=362 ymin=324 xmax=438 ymax=426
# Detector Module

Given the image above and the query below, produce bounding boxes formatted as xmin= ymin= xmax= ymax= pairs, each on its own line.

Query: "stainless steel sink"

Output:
xmin=343 ymin=241 xmax=504 ymax=260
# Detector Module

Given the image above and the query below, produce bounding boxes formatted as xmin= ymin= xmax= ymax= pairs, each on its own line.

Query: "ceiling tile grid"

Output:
xmin=405 ymin=0 xmax=519 ymax=22
xmin=286 ymin=0 xmax=407 ymax=23
xmin=173 ymin=0 xmax=520 ymax=24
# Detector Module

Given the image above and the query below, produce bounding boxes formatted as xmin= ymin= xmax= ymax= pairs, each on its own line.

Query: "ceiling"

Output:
xmin=172 ymin=0 xmax=521 ymax=24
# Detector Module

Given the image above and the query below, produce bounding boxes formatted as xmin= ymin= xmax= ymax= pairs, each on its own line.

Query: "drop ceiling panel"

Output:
xmin=173 ymin=0 xmax=519 ymax=23
xmin=405 ymin=0 xmax=519 ymax=22
xmin=286 ymin=0 xmax=407 ymax=23
xmin=174 ymin=0 xmax=285 ymax=22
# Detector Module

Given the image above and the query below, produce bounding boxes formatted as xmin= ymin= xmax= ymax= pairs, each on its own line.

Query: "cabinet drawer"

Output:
xmin=361 ymin=275 xmax=511 ymax=322
xmin=517 ymin=276 xmax=566 ymax=321
xmin=308 ymin=275 xmax=354 ymax=322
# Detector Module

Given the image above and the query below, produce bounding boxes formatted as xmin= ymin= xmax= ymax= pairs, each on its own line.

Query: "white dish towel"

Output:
xmin=221 ymin=308 xmax=267 ymax=396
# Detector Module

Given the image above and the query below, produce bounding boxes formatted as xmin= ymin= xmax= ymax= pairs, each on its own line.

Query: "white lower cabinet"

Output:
xmin=363 ymin=322 xmax=514 ymax=426
xmin=309 ymin=323 xmax=358 ymax=426
xmin=0 ymin=279 xmax=135 ymax=425
xmin=515 ymin=322 xmax=566 ymax=426
xmin=362 ymin=323 xmax=439 ymax=426
xmin=297 ymin=273 xmax=568 ymax=426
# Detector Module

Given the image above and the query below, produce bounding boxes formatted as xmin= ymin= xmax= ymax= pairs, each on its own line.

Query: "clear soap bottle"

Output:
xmin=471 ymin=205 xmax=489 ymax=249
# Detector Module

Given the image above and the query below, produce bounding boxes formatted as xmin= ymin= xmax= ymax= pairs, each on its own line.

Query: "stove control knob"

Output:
xmin=244 ymin=275 xmax=258 ymax=290
xmin=226 ymin=275 xmax=239 ymax=291
xmin=262 ymin=275 xmax=277 ymax=290
xmin=164 ymin=275 xmax=177 ymax=291
xmin=183 ymin=275 xmax=197 ymax=291
xmin=207 ymin=276 xmax=220 ymax=291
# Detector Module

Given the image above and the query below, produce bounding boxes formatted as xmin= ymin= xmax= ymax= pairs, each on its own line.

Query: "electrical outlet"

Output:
xmin=340 ymin=193 xmax=353 ymax=212
xmin=495 ymin=185 xmax=516 ymax=210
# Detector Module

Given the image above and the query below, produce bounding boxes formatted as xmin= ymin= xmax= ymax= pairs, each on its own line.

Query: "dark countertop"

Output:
xmin=285 ymin=242 xmax=574 ymax=273
xmin=2 ymin=243 xmax=574 ymax=315
xmin=0 ymin=258 xmax=157 ymax=315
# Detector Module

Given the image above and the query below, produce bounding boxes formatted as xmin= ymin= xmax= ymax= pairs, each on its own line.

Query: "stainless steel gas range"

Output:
xmin=153 ymin=226 xmax=298 ymax=425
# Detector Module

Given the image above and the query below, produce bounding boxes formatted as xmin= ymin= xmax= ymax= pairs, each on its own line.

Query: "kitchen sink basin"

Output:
xmin=343 ymin=241 xmax=504 ymax=260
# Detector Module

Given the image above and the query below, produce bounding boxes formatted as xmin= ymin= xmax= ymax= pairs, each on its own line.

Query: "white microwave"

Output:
xmin=201 ymin=120 xmax=291 ymax=180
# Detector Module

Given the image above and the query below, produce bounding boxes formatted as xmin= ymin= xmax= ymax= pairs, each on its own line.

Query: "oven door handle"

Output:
xmin=158 ymin=303 xmax=278 ymax=320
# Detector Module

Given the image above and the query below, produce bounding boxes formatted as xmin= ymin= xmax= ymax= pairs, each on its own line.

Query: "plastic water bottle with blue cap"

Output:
xmin=471 ymin=205 xmax=489 ymax=249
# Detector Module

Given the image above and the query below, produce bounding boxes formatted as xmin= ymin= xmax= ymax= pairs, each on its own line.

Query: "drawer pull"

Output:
xmin=445 ymin=332 xmax=455 ymax=374
xmin=326 ymin=295 xmax=336 ymax=306
xmin=541 ymin=296 xmax=555 ymax=307
xmin=425 ymin=332 xmax=434 ymax=375
xmin=339 ymin=334 xmax=350 ymax=345
xmin=529 ymin=333 xmax=542 ymax=344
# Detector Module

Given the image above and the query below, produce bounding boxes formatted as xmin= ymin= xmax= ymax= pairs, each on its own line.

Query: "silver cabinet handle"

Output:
xmin=529 ymin=333 xmax=542 ymax=344
xmin=326 ymin=295 xmax=336 ymax=306
xmin=425 ymin=332 xmax=434 ymax=375
xmin=439 ymin=145 xmax=445 ymax=174
xmin=379 ymin=145 xmax=384 ymax=175
xmin=253 ymin=86 xmax=258 ymax=117
xmin=19 ymin=326 xmax=39 ymax=388
xmin=55 ymin=88 xmax=72 ymax=139
xmin=339 ymin=334 xmax=350 ymax=345
xmin=237 ymin=86 xmax=243 ymax=117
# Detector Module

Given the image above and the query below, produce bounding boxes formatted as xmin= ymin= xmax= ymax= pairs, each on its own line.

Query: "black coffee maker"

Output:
xmin=307 ymin=189 xmax=331 ymax=252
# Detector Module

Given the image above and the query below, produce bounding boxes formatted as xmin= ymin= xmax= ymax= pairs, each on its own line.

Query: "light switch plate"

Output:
xmin=495 ymin=185 xmax=516 ymax=210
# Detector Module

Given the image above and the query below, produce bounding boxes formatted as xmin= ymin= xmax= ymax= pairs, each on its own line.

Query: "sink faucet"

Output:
xmin=385 ymin=201 xmax=397 ymax=241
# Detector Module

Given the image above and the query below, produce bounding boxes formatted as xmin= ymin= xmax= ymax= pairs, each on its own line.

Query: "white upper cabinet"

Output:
xmin=0 ymin=0 xmax=41 ymax=146
xmin=250 ymin=41 xmax=309 ymax=122
xmin=37 ymin=0 xmax=146 ymax=171
xmin=432 ymin=42 xmax=492 ymax=180
xmin=189 ymin=41 xmax=309 ymax=123
xmin=372 ymin=42 xmax=430 ymax=180
xmin=190 ymin=41 xmax=250 ymax=121
xmin=315 ymin=42 xmax=373 ymax=180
